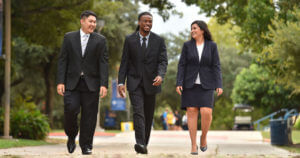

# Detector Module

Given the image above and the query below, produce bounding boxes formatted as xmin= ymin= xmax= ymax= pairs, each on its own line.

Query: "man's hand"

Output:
xmin=176 ymin=86 xmax=183 ymax=95
xmin=216 ymin=88 xmax=223 ymax=96
xmin=153 ymin=76 xmax=163 ymax=86
xmin=118 ymin=85 xmax=126 ymax=98
xmin=100 ymin=86 xmax=107 ymax=98
xmin=57 ymin=84 xmax=65 ymax=96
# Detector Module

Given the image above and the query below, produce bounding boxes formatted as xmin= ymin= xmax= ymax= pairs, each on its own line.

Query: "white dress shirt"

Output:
xmin=195 ymin=42 xmax=204 ymax=84
xmin=80 ymin=29 xmax=90 ymax=76
xmin=80 ymin=29 xmax=90 ymax=56
xmin=139 ymin=32 xmax=150 ymax=47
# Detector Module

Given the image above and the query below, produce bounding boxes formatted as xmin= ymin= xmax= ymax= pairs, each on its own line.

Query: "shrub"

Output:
xmin=0 ymin=101 xmax=50 ymax=140
xmin=210 ymin=97 xmax=234 ymax=130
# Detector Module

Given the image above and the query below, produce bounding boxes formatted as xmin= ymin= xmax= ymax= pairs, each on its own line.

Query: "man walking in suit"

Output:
xmin=118 ymin=11 xmax=168 ymax=154
xmin=57 ymin=10 xmax=108 ymax=155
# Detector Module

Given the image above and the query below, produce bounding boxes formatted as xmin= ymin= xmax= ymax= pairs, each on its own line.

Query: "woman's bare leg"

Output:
xmin=200 ymin=107 xmax=212 ymax=147
xmin=187 ymin=107 xmax=199 ymax=152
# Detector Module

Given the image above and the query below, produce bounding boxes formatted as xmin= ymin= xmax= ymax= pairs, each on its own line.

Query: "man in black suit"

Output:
xmin=118 ymin=12 xmax=168 ymax=154
xmin=57 ymin=10 xmax=108 ymax=155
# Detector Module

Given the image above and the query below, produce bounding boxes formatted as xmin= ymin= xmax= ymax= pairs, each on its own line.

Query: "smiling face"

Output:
xmin=80 ymin=15 xmax=97 ymax=34
xmin=138 ymin=15 xmax=153 ymax=34
xmin=191 ymin=23 xmax=204 ymax=40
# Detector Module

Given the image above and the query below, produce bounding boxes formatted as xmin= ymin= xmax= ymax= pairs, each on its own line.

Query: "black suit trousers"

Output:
xmin=64 ymin=78 xmax=99 ymax=149
xmin=129 ymin=84 xmax=156 ymax=146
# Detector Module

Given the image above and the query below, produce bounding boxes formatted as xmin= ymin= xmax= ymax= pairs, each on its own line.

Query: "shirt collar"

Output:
xmin=80 ymin=29 xmax=90 ymax=38
xmin=139 ymin=31 xmax=150 ymax=40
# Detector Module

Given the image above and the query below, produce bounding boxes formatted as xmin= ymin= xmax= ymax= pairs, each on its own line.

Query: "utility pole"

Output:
xmin=2 ymin=0 xmax=12 ymax=139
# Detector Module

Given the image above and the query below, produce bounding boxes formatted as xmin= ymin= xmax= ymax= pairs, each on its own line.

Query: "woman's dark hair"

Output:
xmin=136 ymin=12 xmax=153 ymax=31
xmin=191 ymin=20 xmax=213 ymax=41
xmin=80 ymin=10 xmax=97 ymax=19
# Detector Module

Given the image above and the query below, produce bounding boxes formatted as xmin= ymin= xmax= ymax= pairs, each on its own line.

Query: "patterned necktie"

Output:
xmin=82 ymin=34 xmax=89 ymax=56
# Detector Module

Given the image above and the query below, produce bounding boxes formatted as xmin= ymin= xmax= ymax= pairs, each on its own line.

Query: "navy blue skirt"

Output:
xmin=181 ymin=84 xmax=214 ymax=110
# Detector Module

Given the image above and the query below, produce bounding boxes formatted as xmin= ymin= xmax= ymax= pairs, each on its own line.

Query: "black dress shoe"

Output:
xmin=67 ymin=138 xmax=76 ymax=153
xmin=190 ymin=145 xmax=198 ymax=155
xmin=200 ymin=145 xmax=207 ymax=152
xmin=134 ymin=144 xmax=148 ymax=154
xmin=82 ymin=148 xmax=92 ymax=155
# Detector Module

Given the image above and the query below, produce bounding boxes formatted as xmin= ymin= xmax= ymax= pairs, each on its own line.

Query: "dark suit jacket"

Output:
xmin=57 ymin=30 xmax=108 ymax=91
xmin=176 ymin=39 xmax=222 ymax=90
xmin=118 ymin=31 xmax=168 ymax=95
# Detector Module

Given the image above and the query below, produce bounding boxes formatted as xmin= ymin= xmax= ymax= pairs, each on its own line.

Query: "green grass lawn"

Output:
xmin=261 ymin=131 xmax=270 ymax=139
xmin=261 ymin=130 xmax=300 ymax=153
xmin=0 ymin=139 xmax=52 ymax=149
xmin=103 ymin=130 xmax=122 ymax=133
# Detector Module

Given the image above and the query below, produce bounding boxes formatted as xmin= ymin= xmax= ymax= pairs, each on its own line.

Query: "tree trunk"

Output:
xmin=44 ymin=54 xmax=55 ymax=127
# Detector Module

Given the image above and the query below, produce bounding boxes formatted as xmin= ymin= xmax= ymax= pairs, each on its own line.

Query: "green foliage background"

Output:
xmin=1 ymin=0 xmax=300 ymax=132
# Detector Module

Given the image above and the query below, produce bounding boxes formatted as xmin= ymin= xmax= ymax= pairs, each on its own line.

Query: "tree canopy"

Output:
xmin=260 ymin=9 xmax=300 ymax=95
xmin=143 ymin=0 xmax=300 ymax=53
xmin=231 ymin=64 xmax=300 ymax=114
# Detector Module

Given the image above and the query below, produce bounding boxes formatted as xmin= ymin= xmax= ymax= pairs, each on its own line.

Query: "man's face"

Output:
xmin=80 ymin=15 xmax=96 ymax=34
xmin=138 ymin=15 xmax=152 ymax=33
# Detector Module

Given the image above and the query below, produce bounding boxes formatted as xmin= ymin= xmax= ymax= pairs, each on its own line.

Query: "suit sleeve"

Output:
xmin=157 ymin=38 xmax=168 ymax=79
xmin=212 ymin=43 xmax=222 ymax=89
xmin=118 ymin=37 xmax=129 ymax=84
xmin=57 ymin=34 xmax=69 ymax=85
xmin=176 ymin=43 xmax=187 ymax=86
xmin=99 ymin=38 xmax=109 ymax=88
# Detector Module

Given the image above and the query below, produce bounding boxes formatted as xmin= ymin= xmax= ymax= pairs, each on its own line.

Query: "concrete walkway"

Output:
xmin=0 ymin=130 xmax=298 ymax=158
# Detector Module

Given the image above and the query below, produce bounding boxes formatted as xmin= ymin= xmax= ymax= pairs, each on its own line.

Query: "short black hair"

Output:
xmin=80 ymin=10 xmax=97 ymax=19
xmin=136 ymin=12 xmax=153 ymax=31
xmin=138 ymin=11 xmax=152 ymax=21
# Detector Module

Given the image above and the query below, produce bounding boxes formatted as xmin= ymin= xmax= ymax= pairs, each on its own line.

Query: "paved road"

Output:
xmin=0 ymin=130 xmax=298 ymax=158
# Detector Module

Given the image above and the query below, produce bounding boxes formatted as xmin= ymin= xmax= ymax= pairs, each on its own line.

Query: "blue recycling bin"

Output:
xmin=270 ymin=119 xmax=288 ymax=146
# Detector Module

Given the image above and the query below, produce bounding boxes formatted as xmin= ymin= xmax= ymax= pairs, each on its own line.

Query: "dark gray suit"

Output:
xmin=118 ymin=31 xmax=167 ymax=145
xmin=57 ymin=30 xmax=108 ymax=150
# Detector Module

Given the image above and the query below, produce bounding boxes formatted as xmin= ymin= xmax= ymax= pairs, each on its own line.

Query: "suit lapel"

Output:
xmin=146 ymin=32 xmax=154 ymax=55
xmin=75 ymin=31 xmax=83 ymax=58
xmin=134 ymin=32 xmax=143 ymax=57
xmin=83 ymin=33 xmax=94 ymax=59
xmin=199 ymin=40 xmax=208 ymax=65
xmin=191 ymin=40 xmax=200 ymax=64
xmin=135 ymin=32 xmax=141 ymax=48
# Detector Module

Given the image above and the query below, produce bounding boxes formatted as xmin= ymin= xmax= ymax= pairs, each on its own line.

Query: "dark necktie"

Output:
xmin=141 ymin=37 xmax=147 ymax=59
xmin=142 ymin=37 xmax=147 ymax=50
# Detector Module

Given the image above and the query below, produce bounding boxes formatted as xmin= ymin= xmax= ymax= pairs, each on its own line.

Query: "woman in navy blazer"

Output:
xmin=176 ymin=20 xmax=223 ymax=154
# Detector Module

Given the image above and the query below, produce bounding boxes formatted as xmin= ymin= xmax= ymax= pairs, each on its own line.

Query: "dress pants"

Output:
xmin=129 ymin=84 xmax=156 ymax=146
xmin=64 ymin=77 xmax=99 ymax=149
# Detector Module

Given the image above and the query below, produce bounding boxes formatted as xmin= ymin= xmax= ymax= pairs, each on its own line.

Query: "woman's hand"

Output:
xmin=176 ymin=86 xmax=183 ymax=95
xmin=216 ymin=88 xmax=223 ymax=96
